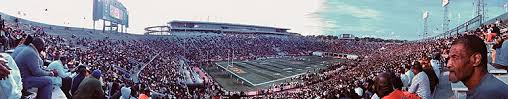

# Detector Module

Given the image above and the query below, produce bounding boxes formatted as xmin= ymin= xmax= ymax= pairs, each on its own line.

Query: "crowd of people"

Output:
xmin=1 ymin=14 xmax=508 ymax=99
xmin=249 ymin=20 xmax=508 ymax=99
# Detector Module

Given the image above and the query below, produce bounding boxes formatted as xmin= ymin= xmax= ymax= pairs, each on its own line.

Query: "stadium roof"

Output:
xmin=169 ymin=20 xmax=290 ymax=30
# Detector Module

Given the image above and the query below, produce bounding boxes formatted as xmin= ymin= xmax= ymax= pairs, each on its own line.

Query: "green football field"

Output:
xmin=204 ymin=56 xmax=343 ymax=91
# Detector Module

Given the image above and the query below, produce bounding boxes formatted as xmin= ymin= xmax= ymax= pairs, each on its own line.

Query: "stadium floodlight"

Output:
xmin=443 ymin=0 xmax=450 ymax=37
xmin=423 ymin=11 xmax=429 ymax=39
xmin=423 ymin=11 xmax=429 ymax=19
xmin=442 ymin=0 xmax=449 ymax=7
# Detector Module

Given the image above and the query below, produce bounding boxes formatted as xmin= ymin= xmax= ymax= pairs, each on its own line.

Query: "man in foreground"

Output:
xmin=447 ymin=35 xmax=508 ymax=98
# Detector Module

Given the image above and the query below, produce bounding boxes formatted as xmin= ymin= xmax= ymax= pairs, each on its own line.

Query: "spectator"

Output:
xmin=0 ymin=27 xmax=6 ymax=52
xmin=362 ymin=79 xmax=374 ymax=99
xmin=375 ymin=72 xmax=420 ymax=99
xmin=492 ymin=24 xmax=500 ymax=36
xmin=71 ymin=65 xmax=89 ymax=96
xmin=492 ymin=34 xmax=508 ymax=70
xmin=110 ymin=80 xmax=122 ymax=99
xmin=138 ymin=88 xmax=150 ymax=99
xmin=447 ymin=35 xmax=508 ymax=98
xmin=0 ymin=53 xmax=23 ymax=99
xmin=0 ymin=15 xmax=4 ymax=30
xmin=373 ymin=72 xmax=393 ymax=98
xmin=419 ymin=56 xmax=439 ymax=94
xmin=11 ymin=35 xmax=32 ymax=59
xmin=48 ymin=56 xmax=71 ymax=87
xmin=47 ymin=55 xmax=72 ymax=98
xmin=14 ymin=37 xmax=56 ymax=99
xmin=430 ymin=53 xmax=442 ymax=78
xmin=73 ymin=69 xmax=105 ymax=99
xmin=120 ymin=81 xmax=135 ymax=99
xmin=408 ymin=61 xmax=431 ymax=99
xmin=401 ymin=64 xmax=414 ymax=89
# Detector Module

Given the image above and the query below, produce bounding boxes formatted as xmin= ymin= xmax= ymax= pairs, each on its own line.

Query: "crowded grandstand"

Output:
xmin=1 ymin=0 xmax=508 ymax=99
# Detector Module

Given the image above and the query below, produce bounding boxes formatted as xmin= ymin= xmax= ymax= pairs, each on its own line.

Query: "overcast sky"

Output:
xmin=0 ymin=0 xmax=506 ymax=40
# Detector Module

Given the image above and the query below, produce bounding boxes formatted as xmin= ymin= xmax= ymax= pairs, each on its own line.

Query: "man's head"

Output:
xmin=374 ymin=72 xmax=393 ymax=98
xmin=411 ymin=61 xmax=423 ymax=74
xmin=363 ymin=79 xmax=374 ymax=91
xmin=59 ymin=55 xmax=68 ymax=65
xmin=32 ymin=37 xmax=45 ymax=52
xmin=23 ymin=35 xmax=33 ymax=46
xmin=76 ymin=65 xmax=88 ymax=75
xmin=447 ymin=35 xmax=487 ymax=83
xmin=419 ymin=55 xmax=431 ymax=68
xmin=404 ymin=63 xmax=412 ymax=72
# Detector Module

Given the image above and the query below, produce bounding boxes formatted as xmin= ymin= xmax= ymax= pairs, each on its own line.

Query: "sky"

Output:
xmin=0 ymin=0 xmax=506 ymax=40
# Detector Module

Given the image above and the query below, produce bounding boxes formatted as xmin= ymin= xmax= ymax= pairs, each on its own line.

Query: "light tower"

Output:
xmin=475 ymin=0 xmax=485 ymax=23
xmin=504 ymin=3 xmax=507 ymax=12
xmin=423 ymin=11 xmax=430 ymax=39
xmin=442 ymin=0 xmax=450 ymax=37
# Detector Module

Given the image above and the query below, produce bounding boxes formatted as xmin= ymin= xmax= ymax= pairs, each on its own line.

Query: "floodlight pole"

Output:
xmin=475 ymin=0 xmax=485 ymax=23
xmin=443 ymin=4 xmax=450 ymax=38
xmin=424 ymin=17 xmax=429 ymax=39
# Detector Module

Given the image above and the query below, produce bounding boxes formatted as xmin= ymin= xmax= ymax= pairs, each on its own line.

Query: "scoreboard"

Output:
xmin=93 ymin=0 xmax=129 ymax=27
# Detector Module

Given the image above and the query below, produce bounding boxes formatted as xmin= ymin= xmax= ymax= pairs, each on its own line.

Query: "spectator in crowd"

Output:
xmin=447 ymin=35 xmax=508 ymax=98
xmin=373 ymin=72 xmax=393 ymax=98
xmin=48 ymin=55 xmax=71 ymax=87
xmin=492 ymin=34 xmax=508 ymax=70
xmin=73 ymin=69 xmax=105 ymax=99
xmin=0 ymin=54 xmax=23 ymax=99
xmin=419 ymin=56 xmax=439 ymax=94
xmin=109 ymin=80 xmax=122 ymax=99
xmin=120 ymin=80 xmax=135 ymax=99
xmin=15 ymin=37 xmax=56 ymax=99
xmin=491 ymin=36 xmax=502 ymax=63
xmin=362 ymin=79 xmax=374 ymax=99
xmin=0 ymin=15 xmax=4 ymax=31
xmin=47 ymin=55 xmax=72 ymax=98
xmin=11 ymin=35 xmax=32 ymax=59
xmin=401 ymin=64 xmax=414 ymax=89
xmin=71 ymin=65 xmax=89 ymax=96
xmin=492 ymin=24 xmax=500 ymax=36
xmin=430 ymin=53 xmax=442 ymax=78
xmin=483 ymin=25 xmax=496 ymax=43
xmin=408 ymin=61 xmax=431 ymax=99
xmin=375 ymin=72 xmax=420 ymax=99
xmin=138 ymin=84 xmax=150 ymax=99
xmin=0 ymin=25 xmax=6 ymax=52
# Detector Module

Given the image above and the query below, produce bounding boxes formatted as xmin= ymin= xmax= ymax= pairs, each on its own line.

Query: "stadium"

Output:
xmin=0 ymin=0 xmax=508 ymax=99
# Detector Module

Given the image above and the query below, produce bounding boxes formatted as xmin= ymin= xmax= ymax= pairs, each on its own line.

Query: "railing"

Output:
xmin=419 ymin=12 xmax=508 ymax=42
xmin=422 ymin=15 xmax=483 ymax=41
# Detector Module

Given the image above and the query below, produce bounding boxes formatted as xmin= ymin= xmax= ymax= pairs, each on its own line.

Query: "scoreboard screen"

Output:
xmin=342 ymin=34 xmax=352 ymax=38
xmin=93 ymin=0 xmax=129 ymax=27
xmin=110 ymin=6 xmax=123 ymax=20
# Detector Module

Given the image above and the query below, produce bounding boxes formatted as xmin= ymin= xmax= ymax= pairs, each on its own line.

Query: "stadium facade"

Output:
xmin=167 ymin=20 xmax=300 ymax=36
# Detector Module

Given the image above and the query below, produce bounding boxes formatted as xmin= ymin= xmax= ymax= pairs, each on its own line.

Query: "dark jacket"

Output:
xmin=71 ymin=74 xmax=86 ymax=95
xmin=72 ymin=76 xmax=105 ymax=99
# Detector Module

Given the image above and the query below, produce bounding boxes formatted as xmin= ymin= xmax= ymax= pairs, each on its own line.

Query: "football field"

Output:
xmin=204 ymin=56 xmax=343 ymax=91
